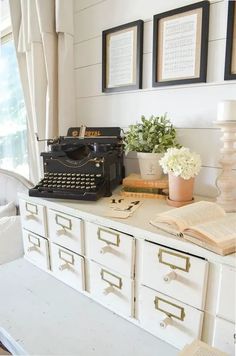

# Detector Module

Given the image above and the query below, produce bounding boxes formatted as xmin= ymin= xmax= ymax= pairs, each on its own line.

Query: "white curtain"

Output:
xmin=9 ymin=0 xmax=75 ymax=183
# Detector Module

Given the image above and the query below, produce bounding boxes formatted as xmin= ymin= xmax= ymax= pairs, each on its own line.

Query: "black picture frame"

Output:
xmin=224 ymin=1 xmax=236 ymax=80
xmin=102 ymin=20 xmax=143 ymax=93
xmin=152 ymin=1 xmax=209 ymax=87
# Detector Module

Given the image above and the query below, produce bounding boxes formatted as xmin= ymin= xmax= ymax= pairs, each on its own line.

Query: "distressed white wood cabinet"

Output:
xmin=19 ymin=193 xmax=236 ymax=354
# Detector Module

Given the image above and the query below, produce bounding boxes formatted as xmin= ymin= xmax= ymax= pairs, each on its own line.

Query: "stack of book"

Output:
xmin=121 ymin=174 xmax=168 ymax=199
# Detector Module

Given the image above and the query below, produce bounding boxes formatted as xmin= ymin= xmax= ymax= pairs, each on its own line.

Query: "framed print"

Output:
xmin=224 ymin=1 xmax=236 ymax=80
xmin=102 ymin=20 xmax=143 ymax=93
xmin=152 ymin=1 xmax=209 ymax=87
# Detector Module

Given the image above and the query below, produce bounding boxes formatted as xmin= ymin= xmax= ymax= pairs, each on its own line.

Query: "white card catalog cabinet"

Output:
xmin=19 ymin=194 xmax=236 ymax=354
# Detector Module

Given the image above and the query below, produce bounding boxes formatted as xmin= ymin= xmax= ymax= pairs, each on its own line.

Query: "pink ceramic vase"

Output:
xmin=168 ymin=174 xmax=194 ymax=202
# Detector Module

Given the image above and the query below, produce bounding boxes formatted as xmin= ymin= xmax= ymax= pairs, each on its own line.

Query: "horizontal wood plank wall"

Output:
xmin=74 ymin=0 xmax=236 ymax=198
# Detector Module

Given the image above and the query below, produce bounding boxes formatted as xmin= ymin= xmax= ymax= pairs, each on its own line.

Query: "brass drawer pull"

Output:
xmin=100 ymin=268 xmax=122 ymax=290
xmin=97 ymin=227 xmax=120 ymax=247
xmin=25 ymin=202 xmax=38 ymax=217
xmin=55 ymin=214 xmax=72 ymax=233
xmin=27 ymin=234 xmax=40 ymax=252
xmin=158 ymin=248 xmax=191 ymax=273
xmin=154 ymin=296 xmax=185 ymax=321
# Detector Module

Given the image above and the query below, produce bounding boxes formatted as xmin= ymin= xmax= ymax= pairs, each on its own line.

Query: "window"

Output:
xmin=0 ymin=1 xmax=29 ymax=178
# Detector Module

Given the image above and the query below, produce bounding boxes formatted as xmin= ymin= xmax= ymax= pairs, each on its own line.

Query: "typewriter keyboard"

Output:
xmin=37 ymin=172 xmax=104 ymax=192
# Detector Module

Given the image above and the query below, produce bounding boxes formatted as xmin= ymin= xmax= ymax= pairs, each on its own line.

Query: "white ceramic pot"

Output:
xmin=137 ymin=152 xmax=163 ymax=180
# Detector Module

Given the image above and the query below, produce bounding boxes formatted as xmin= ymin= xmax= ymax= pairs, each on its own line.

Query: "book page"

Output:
xmin=151 ymin=201 xmax=225 ymax=232
xmin=185 ymin=214 xmax=236 ymax=248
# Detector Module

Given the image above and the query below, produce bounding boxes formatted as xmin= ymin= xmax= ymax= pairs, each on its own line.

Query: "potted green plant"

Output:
xmin=159 ymin=147 xmax=202 ymax=206
xmin=124 ymin=114 xmax=179 ymax=180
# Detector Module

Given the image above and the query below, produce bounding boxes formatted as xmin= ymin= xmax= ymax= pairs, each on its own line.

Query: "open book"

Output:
xmin=150 ymin=201 xmax=236 ymax=255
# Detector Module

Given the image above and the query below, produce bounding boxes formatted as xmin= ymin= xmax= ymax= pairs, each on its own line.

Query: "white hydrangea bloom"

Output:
xmin=159 ymin=147 xmax=201 ymax=180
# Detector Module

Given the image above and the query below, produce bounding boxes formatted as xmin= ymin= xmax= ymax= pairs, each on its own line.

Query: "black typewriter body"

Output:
xmin=29 ymin=127 xmax=124 ymax=201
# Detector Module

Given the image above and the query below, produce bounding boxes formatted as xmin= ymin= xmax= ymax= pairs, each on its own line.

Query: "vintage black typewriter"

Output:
xmin=29 ymin=126 xmax=124 ymax=201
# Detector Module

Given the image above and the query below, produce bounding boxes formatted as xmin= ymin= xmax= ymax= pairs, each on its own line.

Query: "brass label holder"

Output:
xmin=158 ymin=248 xmax=191 ymax=272
xmin=55 ymin=214 xmax=72 ymax=231
xmin=154 ymin=296 xmax=185 ymax=321
xmin=97 ymin=227 xmax=120 ymax=247
xmin=25 ymin=202 xmax=38 ymax=215
xmin=100 ymin=268 xmax=122 ymax=289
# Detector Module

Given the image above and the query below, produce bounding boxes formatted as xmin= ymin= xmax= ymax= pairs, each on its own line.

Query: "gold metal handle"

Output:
xmin=154 ymin=296 xmax=185 ymax=321
xmin=97 ymin=227 xmax=120 ymax=247
xmin=100 ymin=268 xmax=122 ymax=290
xmin=158 ymin=248 xmax=191 ymax=273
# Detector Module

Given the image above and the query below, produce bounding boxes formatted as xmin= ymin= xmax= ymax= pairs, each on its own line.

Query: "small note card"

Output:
xmin=105 ymin=197 xmax=142 ymax=219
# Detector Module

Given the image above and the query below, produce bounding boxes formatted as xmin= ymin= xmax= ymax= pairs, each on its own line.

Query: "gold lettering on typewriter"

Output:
xmin=85 ymin=131 xmax=102 ymax=137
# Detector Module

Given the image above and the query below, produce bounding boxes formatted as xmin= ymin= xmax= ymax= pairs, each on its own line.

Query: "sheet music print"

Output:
xmin=162 ymin=14 xmax=198 ymax=79
xmin=108 ymin=30 xmax=134 ymax=87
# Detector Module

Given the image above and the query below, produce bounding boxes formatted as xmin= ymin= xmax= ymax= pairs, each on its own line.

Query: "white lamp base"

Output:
xmin=214 ymin=121 xmax=236 ymax=212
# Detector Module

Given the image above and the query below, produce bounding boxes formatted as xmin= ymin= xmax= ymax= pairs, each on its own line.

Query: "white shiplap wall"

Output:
xmin=74 ymin=0 xmax=236 ymax=198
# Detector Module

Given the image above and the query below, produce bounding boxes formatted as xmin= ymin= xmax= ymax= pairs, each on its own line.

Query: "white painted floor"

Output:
xmin=0 ymin=259 xmax=178 ymax=356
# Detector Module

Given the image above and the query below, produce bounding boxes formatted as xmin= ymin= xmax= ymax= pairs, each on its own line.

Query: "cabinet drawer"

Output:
xmin=87 ymin=261 xmax=134 ymax=318
xmin=50 ymin=243 xmax=85 ymax=292
xmin=85 ymin=222 xmax=135 ymax=278
xmin=142 ymin=242 xmax=208 ymax=309
xmin=23 ymin=230 xmax=50 ymax=270
xmin=213 ymin=317 xmax=235 ymax=356
xmin=139 ymin=285 xmax=204 ymax=350
xmin=20 ymin=199 xmax=47 ymax=237
xmin=217 ymin=265 xmax=236 ymax=323
xmin=47 ymin=209 xmax=84 ymax=255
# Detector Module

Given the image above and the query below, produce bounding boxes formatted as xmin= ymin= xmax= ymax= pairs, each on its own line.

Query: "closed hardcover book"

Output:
xmin=120 ymin=190 xmax=167 ymax=200
xmin=122 ymin=174 xmax=168 ymax=189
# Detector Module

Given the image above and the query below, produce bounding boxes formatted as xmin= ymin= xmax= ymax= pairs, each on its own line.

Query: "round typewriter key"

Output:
xmin=81 ymin=174 xmax=85 ymax=177
xmin=96 ymin=174 xmax=102 ymax=177
xmin=71 ymin=185 xmax=75 ymax=188
xmin=81 ymin=185 xmax=85 ymax=189
xmin=86 ymin=186 xmax=91 ymax=190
